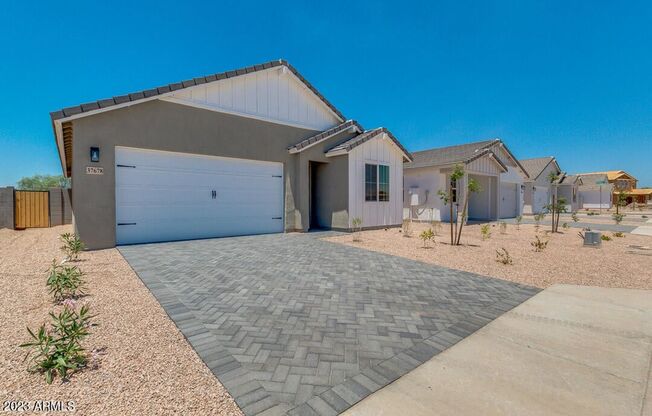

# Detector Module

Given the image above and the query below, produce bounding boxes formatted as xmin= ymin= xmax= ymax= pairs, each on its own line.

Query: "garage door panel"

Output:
xmin=115 ymin=147 xmax=284 ymax=245
xmin=499 ymin=183 xmax=518 ymax=218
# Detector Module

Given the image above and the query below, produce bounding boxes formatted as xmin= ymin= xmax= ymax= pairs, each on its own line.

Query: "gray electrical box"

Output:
xmin=583 ymin=230 xmax=602 ymax=247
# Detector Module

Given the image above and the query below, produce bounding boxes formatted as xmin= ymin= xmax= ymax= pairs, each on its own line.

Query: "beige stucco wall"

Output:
xmin=70 ymin=99 xmax=348 ymax=249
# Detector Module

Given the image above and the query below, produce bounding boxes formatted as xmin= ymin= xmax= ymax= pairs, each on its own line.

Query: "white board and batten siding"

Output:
xmin=348 ymin=133 xmax=404 ymax=228
xmin=164 ymin=67 xmax=340 ymax=131
xmin=115 ymin=147 xmax=284 ymax=245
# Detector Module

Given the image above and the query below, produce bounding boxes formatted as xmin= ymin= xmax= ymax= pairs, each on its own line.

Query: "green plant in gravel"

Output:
xmin=515 ymin=215 xmax=523 ymax=230
xmin=480 ymin=224 xmax=491 ymax=240
xmin=612 ymin=213 xmax=624 ymax=225
xmin=613 ymin=231 xmax=625 ymax=238
xmin=587 ymin=211 xmax=598 ymax=216
xmin=401 ymin=219 xmax=412 ymax=238
xmin=495 ymin=248 xmax=513 ymax=265
xmin=59 ymin=233 xmax=85 ymax=261
xmin=20 ymin=304 xmax=95 ymax=384
xmin=562 ymin=222 xmax=569 ymax=230
xmin=351 ymin=217 xmax=363 ymax=242
xmin=419 ymin=228 xmax=435 ymax=248
xmin=499 ymin=221 xmax=507 ymax=234
xmin=601 ymin=234 xmax=612 ymax=241
xmin=46 ymin=260 xmax=86 ymax=302
xmin=531 ymin=235 xmax=548 ymax=252
xmin=571 ymin=212 xmax=579 ymax=222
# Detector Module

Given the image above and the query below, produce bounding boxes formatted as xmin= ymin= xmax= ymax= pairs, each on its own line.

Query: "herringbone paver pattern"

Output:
xmin=119 ymin=232 xmax=539 ymax=415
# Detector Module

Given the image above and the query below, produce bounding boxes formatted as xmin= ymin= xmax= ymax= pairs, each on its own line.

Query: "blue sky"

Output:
xmin=1 ymin=0 xmax=650 ymax=186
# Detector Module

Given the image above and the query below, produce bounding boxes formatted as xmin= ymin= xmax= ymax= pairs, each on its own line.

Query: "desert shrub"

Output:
xmin=531 ymin=236 xmax=548 ymax=252
xmin=643 ymin=215 xmax=649 ymax=219
xmin=59 ymin=233 xmax=85 ymax=261
xmin=46 ymin=260 xmax=86 ymax=302
xmin=601 ymin=234 xmax=612 ymax=241
xmin=571 ymin=212 xmax=579 ymax=222
xmin=20 ymin=304 xmax=94 ymax=384
xmin=495 ymin=248 xmax=513 ymax=265
xmin=479 ymin=224 xmax=491 ymax=241
xmin=587 ymin=211 xmax=598 ymax=216
xmin=515 ymin=215 xmax=522 ymax=230
xmin=431 ymin=220 xmax=442 ymax=236
xmin=562 ymin=222 xmax=569 ymax=230
xmin=351 ymin=217 xmax=363 ymax=242
xmin=401 ymin=219 xmax=412 ymax=238
xmin=419 ymin=228 xmax=435 ymax=248
xmin=499 ymin=221 xmax=507 ymax=234
xmin=612 ymin=213 xmax=624 ymax=224
xmin=613 ymin=231 xmax=625 ymax=238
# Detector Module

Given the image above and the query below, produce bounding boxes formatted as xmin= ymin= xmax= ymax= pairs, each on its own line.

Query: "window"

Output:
xmin=379 ymin=165 xmax=389 ymax=201
xmin=365 ymin=164 xmax=377 ymax=201
xmin=365 ymin=164 xmax=390 ymax=202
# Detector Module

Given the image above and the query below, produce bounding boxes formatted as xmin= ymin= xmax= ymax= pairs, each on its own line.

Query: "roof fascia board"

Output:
xmin=53 ymin=120 xmax=67 ymax=176
xmin=289 ymin=123 xmax=361 ymax=154
xmin=160 ymin=96 xmax=324 ymax=131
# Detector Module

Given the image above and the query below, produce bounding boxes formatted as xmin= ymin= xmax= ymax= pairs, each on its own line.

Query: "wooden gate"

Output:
xmin=14 ymin=191 xmax=50 ymax=229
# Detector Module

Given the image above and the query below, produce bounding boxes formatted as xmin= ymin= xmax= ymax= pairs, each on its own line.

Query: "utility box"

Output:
xmin=409 ymin=187 xmax=420 ymax=206
xmin=583 ymin=230 xmax=602 ymax=247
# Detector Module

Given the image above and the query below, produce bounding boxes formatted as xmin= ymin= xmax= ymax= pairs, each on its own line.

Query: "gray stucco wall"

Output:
xmin=0 ymin=187 xmax=14 ymax=229
xmin=49 ymin=187 xmax=73 ymax=226
xmin=70 ymin=99 xmax=349 ymax=249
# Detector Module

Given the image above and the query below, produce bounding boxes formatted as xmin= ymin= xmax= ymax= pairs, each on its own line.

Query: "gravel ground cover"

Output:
xmin=0 ymin=225 xmax=243 ymax=416
xmin=325 ymin=222 xmax=652 ymax=290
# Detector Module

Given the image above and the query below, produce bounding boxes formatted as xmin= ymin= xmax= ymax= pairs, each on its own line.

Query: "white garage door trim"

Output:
xmin=115 ymin=147 xmax=284 ymax=245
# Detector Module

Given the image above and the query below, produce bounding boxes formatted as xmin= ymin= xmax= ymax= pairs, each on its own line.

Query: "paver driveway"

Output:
xmin=119 ymin=232 xmax=539 ymax=415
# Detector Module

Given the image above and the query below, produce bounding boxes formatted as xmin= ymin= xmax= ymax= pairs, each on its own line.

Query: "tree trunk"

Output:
xmin=455 ymin=195 xmax=470 ymax=245
xmin=449 ymin=191 xmax=454 ymax=245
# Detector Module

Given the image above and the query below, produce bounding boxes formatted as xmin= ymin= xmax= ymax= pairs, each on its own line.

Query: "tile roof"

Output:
xmin=325 ymin=128 xmax=413 ymax=161
xmin=288 ymin=120 xmax=363 ymax=153
xmin=519 ymin=157 xmax=558 ymax=180
xmin=576 ymin=170 xmax=637 ymax=181
xmin=577 ymin=173 xmax=610 ymax=187
xmin=404 ymin=139 xmax=498 ymax=169
xmin=50 ymin=59 xmax=346 ymax=122
xmin=557 ymin=173 xmax=582 ymax=186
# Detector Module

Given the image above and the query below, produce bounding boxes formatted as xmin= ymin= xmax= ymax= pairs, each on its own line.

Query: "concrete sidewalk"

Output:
xmin=344 ymin=285 xmax=652 ymax=416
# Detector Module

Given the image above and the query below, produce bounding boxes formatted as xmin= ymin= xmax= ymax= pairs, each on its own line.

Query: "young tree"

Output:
xmin=615 ymin=191 xmax=628 ymax=215
xmin=545 ymin=172 xmax=567 ymax=233
xmin=438 ymin=164 xmax=465 ymax=245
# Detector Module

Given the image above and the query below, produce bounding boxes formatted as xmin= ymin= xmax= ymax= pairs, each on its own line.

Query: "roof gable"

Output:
xmin=325 ymin=128 xmax=412 ymax=162
xmin=288 ymin=120 xmax=363 ymax=153
xmin=50 ymin=60 xmax=345 ymax=126
xmin=519 ymin=157 xmax=560 ymax=180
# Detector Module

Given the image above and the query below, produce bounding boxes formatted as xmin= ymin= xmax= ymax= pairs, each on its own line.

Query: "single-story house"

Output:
xmin=575 ymin=173 xmax=613 ymax=209
xmin=554 ymin=173 xmax=582 ymax=212
xmin=519 ymin=156 xmax=561 ymax=214
xmin=51 ymin=60 xmax=412 ymax=249
xmin=403 ymin=139 xmax=528 ymax=222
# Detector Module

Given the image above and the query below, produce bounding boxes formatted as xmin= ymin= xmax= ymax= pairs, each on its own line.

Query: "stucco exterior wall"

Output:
xmin=0 ymin=187 xmax=14 ymax=229
xmin=70 ymin=99 xmax=327 ymax=249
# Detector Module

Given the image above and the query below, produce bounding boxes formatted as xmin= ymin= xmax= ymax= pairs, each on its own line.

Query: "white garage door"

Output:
xmin=115 ymin=147 xmax=284 ymax=245
xmin=533 ymin=186 xmax=549 ymax=213
xmin=499 ymin=183 xmax=518 ymax=218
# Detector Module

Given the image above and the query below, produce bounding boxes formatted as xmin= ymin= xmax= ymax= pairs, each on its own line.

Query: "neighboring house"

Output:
xmin=577 ymin=170 xmax=649 ymax=205
xmin=575 ymin=173 xmax=613 ymax=209
xmin=554 ymin=173 xmax=582 ymax=212
xmin=519 ymin=157 xmax=561 ymax=214
xmin=51 ymin=60 xmax=411 ymax=249
xmin=403 ymin=139 xmax=528 ymax=222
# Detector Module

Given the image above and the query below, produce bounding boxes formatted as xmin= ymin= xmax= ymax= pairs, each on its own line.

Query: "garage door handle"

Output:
xmin=272 ymin=217 xmax=282 ymax=220
xmin=117 ymin=222 xmax=137 ymax=226
xmin=117 ymin=164 xmax=136 ymax=168
xmin=211 ymin=190 xmax=217 ymax=199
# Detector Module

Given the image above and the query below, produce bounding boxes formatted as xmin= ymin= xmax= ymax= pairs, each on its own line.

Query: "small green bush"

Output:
xmin=495 ymin=248 xmax=513 ymax=265
xmin=571 ymin=212 xmax=579 ymax=222
xmin=46 ymin=260 xmax=86 ymax=302
xmin=612 ymin=213 xmax=624 ymax=224
xmin=59 ymin=233 xmax=85 ymax=261
xmin=351 ymin=217 xmax=363 ymax=242
xmin=613 ymin=231 xmax=625 ymax=238
xmin=498 ymin=221 xmax=507 ymax=234
xmin=531 ymin=236 xmax=548 ymax=252
xmin=515 ymin=215 xmax=523 ymax=230
xmin=20 ymin=304 xmax=95 ymax=384
xmin=419 ymin=228 xmax=435 ymax=248
xmin=562 ymin=222 xmax=569 ymax=230
xmin=587 ymin=211 xmax=598 ymax=216
xmin=480 ymin=224 xmax=491 ymax=240
xmin=601 ymin=234 xmax=612 ymax=241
